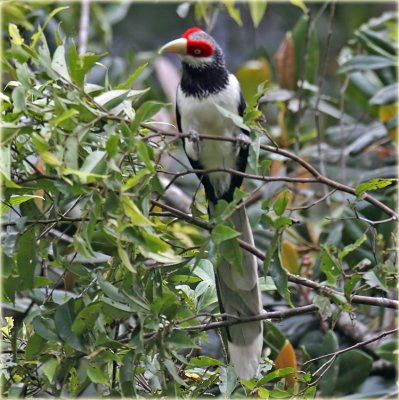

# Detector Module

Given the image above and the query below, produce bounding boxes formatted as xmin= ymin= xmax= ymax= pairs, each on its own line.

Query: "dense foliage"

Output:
xmin=1 ymin=2 xmax=397 ymax=398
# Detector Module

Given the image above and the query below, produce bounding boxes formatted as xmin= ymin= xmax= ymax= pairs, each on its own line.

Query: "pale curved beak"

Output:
xmin=158 ymin=38 xmax=188 ymax=55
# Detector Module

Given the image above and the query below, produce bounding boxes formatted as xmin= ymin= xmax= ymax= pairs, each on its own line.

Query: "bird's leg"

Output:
xmin=237 ymin=133 xmax=251 ymax=149
xmin=189 ymin=129 xmax=201 ymax=158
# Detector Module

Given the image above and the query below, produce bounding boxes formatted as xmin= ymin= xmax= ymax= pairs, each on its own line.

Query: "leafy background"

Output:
xmin=1 ymin=1 xmax=397 ymax=398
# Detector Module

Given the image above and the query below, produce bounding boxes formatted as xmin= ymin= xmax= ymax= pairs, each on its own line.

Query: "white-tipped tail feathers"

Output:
xmin=215 ymin=206 xmax=264 ymax=380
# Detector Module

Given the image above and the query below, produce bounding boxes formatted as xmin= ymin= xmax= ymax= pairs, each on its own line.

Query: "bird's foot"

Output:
xmin=237 ymin=133 xmax=251 ymax=149
xmin=189 ymin=129 xmax=201 ymax=155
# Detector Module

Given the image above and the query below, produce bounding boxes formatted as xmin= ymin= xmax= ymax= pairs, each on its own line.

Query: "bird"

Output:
xmin=159 ymin=27 xmax=264 ymax=380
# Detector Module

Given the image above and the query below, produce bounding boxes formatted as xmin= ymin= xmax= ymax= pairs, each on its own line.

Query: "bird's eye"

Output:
xmin=193 ymin=48 xmax=202 ymax=55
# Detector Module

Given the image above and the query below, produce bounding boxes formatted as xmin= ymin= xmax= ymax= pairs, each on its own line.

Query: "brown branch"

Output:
xmin=142 ymin=127 xmax=397 ymax=220
xmin=158 ymin=167 xmax=317 ymax=185
xmin=175 ymin=304 xmax=318 ymax=332
xmin=150 ymin=199 xmax=399 ymax=310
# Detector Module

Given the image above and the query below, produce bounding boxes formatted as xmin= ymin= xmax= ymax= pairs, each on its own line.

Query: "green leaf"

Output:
xmin=49 ymin=109 xmax=79 ymax=127
xmin=363 ymin=270 xmax=389 ymax=293
xmin=51 ymin=45 xmax=71 ymax=81
xmin=42 ymin=357 xmax=59 ymax=383
xmin=273 ymin=190 xmax=291 ymax=216
xmin=248 ymin=1 xmax=267 ymax=28
xmin=120 ymin=351 xmax=136 ymax=396
xmin=335 ymin=350 xmax=372 ymax=393
xmin=25 ymin=333 xmax=46 ymax=360
xmin=223 ymin=0 xmax=242 ymax=26
xmin=115 ymin=63 xmax=148 ymax=89
xmin=97 ymin=274 xmax=129 ymax=303
xmin=187 ymin=356 xmax=224 ymax=368
xmin=290 ymin=0 xmax=308 ymax=12
xmin=122 ymin=197 xmax=152 ymax=226
xmin=68 ymin=41 xmax=105 ymax=87
xmin=87 ymin=364 xmax=110 ymax=386
xmin=214 ymin=103 xmax=249 ymax=131
xmin=269 ymin=245 xmax=292 ymax=306
xmin=164 ymin=359 xmax=187 ymax=386
xmin=117 ymin=244 xmax=136 ymax=273
xmin=17 ymin=231 xmax=38 ymax=289
xmin=320 ymin=331 xmax=340 ymax=396
xmin=130 ymin=100 xmax=166 ymax=132
xmin=71 ymin=302 xmax=101 ymax=334
xmin=80 ymin=150 xmax=106 ymax=173
xmin=211 ymin=223 xmax=240 ymax=245
xmin=1 ymin=194 xmax=44 ymax=216
xmin=313 ymin=294 xmax=333 ymax=318
xmin=369 ymin=83 xmax=398 ymax=105
xmin=338 ymin=233 xmax=367 ymax=259
xmin=54 ymin=299 xmax=86 ymax=352
xmin=344 ymin=275 xmax=362 ymax=298
xmin=355 ymin=178 xmax=394 ymax=196
xmin=32 ymin=316 xmax=59 ymax=342
xmin=12 ymin=85 xmax=25 ymax=112
xmin=9 ymin=23 xmax=24 ymax=45
xmin=31 ymin=6 xmax=69 ymax=48
xmin=256 ymin=367 xmax=296 ymax=386
xmin=41 ymin=151 xmax=62 ymax=167
xmin=320 ymin=244 xmax=341 ymax=286
xmin=339 ymin=55 xmax=396 ymax=74
xmin=121 ymin=168 xmax=151 ymax=191
xmin=375 ymin=341 xmax=397 ymax=363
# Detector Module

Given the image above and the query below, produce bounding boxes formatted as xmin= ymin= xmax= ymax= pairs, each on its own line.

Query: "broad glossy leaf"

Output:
xmin=32 ymin=316 xmax=59 ymax=341
xmin=320 ymin=331 xmax=340 ymax=395
xmin=54 ymin=299 xmax=86 ymax=352
xmin=71 ymin=302 xmax=101 ymax=334
xmin=335 ymin=350 xmax=372 ymax=393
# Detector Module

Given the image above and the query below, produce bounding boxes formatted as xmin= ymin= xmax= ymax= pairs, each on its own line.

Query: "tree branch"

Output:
xmin=175 ymin=304 xmax=318 ymax=332
xmin=142 ymin=126 xmax=398 ymax=220
xmin=150 ymin=199 xmax=399 ymax=310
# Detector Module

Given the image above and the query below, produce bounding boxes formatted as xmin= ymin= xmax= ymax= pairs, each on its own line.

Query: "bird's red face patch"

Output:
xmin=182 ymin=27 xmax=214 ymax=58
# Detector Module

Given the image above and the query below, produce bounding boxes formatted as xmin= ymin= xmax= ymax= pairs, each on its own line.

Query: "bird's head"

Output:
xmin=159 ymin=27 xmax=224 ymax=69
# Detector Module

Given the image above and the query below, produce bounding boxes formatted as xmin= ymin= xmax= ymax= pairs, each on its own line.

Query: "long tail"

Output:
xmin=212 ymin=205 xmax=264 ymax=380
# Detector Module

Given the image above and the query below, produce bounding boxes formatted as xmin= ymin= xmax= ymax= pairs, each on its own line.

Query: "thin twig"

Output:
xmin=304 ymin=327 xmax=398 ymax=365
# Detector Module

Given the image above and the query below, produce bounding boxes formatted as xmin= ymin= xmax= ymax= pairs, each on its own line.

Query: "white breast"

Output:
xmin=177 ymin=75 xmax=243 ymax=198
